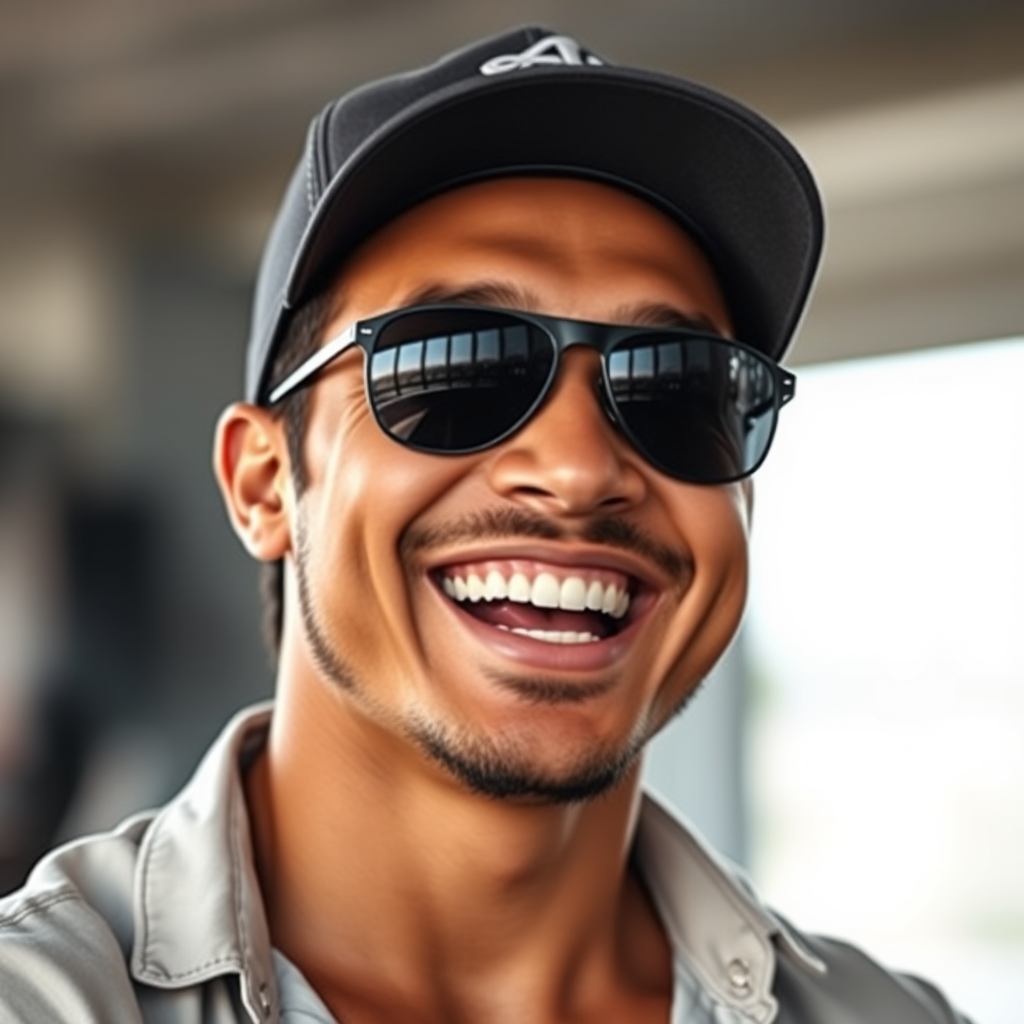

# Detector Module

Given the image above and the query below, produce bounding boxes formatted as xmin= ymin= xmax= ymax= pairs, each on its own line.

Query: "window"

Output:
xmin=746 ymin=337 xmax=1024 ymax=1024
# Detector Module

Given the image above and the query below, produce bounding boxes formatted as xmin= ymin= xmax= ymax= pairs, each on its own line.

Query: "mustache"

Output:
xmin=400 ymin=507 xmax=692 ymax=586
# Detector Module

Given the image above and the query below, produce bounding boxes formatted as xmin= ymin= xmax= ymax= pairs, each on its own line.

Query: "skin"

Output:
xmin=215 ymin=177 xmax=751 ymax=1024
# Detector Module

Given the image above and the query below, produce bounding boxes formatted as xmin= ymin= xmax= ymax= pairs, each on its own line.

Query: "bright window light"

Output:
xmin=746 ymin=336 xmax=1024 ymax=1024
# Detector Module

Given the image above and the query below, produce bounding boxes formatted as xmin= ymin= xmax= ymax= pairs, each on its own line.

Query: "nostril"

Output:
xmin=596 ymin=493 xmax=633 ymax=511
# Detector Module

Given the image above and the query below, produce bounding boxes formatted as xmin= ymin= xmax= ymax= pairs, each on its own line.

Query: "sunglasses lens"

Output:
xmin=364 ymin=308 xmax=779 ymax=481
xmin=368 ymin=310 xmax=554 ymax=451
xmin=606 ymin=336 xmax=779 ymax=482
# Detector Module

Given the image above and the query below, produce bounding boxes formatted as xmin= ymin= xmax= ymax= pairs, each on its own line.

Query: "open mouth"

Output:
xmin=434 ymin=560 xmax=642 ymax=645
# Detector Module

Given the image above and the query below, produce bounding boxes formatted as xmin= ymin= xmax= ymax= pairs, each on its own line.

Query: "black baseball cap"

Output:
xmin=246 ymin=26 xmax=823 ymax=403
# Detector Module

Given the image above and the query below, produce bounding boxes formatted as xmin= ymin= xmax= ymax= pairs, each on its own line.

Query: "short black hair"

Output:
xmin=259 ymin=290 xmax=336 ymax=662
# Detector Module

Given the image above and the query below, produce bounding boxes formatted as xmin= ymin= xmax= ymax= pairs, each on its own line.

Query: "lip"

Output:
xmin=422 ymin=542 xmax=669 ymax=673
xmin=435 ymin=584 xmax=651 ymax=672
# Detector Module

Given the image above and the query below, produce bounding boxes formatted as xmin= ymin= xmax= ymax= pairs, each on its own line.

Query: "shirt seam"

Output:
xmin=142 ymin=955 xmax=244 ymax=982
xmin=0 ymin=887 xmax=81 ymax=929
xmin=136 ymin=807 xmax=157 ymax=974
xmin=229 ymin=746 xmax=260 ymax=1007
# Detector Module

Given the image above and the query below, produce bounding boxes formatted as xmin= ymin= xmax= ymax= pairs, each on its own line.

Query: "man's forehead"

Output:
xmin=327 ymin=176 xmax=733 ymax=333
xmin=400 ymin=280 xmax=721 ymax=334
xmin=349 ymin=175 xmax=704 ymax=250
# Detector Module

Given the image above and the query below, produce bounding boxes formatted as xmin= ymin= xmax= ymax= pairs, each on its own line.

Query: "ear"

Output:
xmin=213 ymin=402 xmax=293 ymax=561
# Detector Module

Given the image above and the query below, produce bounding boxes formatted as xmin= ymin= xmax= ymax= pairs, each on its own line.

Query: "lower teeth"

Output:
xmin=495 ymin=625 xmax=599 ymax=644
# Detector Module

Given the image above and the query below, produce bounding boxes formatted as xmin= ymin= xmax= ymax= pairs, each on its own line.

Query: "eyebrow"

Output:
xmin=402 ymin=280 xmax=542 ymax=311
xmin=400 ymin=281 xmax=724 ymax=334
xmin=608 ymin=301 xmax=722 ymax=334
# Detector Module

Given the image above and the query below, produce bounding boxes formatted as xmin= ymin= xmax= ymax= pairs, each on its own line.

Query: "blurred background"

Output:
xmin=1 ymin=1 xmax=1021 ymax=1020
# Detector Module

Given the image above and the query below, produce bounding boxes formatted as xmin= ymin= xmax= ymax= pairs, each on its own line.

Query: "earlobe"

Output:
xmin=213 ymin=403 xmax=293 ymax=561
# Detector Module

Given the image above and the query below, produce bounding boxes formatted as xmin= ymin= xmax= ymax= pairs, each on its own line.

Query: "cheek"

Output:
xmin=648 ymin=484 xmax=750 ymax=716
xmin=687 ymin=485 xmax=750 ymax=634
xmin=686 ymin=485 xmax=751 ymax=577
xmin=298 ymin=394 xmax=477 ymax=677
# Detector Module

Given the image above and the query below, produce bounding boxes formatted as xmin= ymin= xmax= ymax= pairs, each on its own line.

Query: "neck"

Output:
xmin=245 ymin=669 xmax=672 ymax=1024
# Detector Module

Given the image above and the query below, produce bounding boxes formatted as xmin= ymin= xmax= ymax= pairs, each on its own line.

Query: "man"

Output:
xmin=0 ymin=26 xmax=969 ymax=1024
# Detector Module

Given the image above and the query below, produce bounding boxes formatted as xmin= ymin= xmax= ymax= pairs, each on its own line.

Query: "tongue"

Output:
xmin=463 ymin=599 xmax=612 ymax=638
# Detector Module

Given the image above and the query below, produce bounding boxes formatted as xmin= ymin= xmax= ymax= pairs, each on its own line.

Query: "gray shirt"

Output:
xmin=0 ymin=703 xmax=969 ymax=1022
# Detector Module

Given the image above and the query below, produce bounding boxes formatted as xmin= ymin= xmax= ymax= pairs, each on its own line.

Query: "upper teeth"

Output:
xmin=441 ymin=569 xmax=630 ymax=619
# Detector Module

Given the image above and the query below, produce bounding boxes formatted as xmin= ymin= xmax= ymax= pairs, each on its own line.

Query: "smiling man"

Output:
xmin=0 ymin=26 xmax=969 ymax=1024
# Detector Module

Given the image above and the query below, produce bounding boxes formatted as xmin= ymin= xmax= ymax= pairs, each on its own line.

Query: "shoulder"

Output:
xmin=772 ymin=921 xmax=973 ymax=1024
xmin=0 ymin=813 xmax=153 ymax=1020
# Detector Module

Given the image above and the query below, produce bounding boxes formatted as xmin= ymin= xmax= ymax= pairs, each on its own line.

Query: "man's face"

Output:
xmin=282 ymin=177 xmax=750 ymax=801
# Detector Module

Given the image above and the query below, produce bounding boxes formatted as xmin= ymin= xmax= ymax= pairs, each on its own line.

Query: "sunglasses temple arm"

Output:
xmin=267 ymin=323 xmax=359 ymax=404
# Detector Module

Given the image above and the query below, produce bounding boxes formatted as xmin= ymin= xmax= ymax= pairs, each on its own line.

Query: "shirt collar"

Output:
xmin=128 ymin=703 xmax=824 ymax=1023
xmin=130 ymin=702 xmax=277 ymax=1022
xmin=636 ymin=793 xmax=826 ymax=1023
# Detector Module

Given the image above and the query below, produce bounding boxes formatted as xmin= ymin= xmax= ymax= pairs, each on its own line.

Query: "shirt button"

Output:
xmin=258 ymin=982 xmax=272 ymax=1017
xmin=726 ymin=957 xmax=752 ymax=996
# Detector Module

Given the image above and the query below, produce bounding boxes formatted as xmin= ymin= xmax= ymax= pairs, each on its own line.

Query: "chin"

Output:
xmin=405 ymin=708 xmax=648 ymax=804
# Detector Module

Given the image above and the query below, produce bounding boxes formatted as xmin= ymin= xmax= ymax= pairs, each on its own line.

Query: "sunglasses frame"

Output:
xmin=267 ymin=304 xmax=796 ymax=484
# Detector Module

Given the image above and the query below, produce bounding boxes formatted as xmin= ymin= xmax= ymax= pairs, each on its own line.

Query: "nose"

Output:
xmin=485 ymin=347 xmax=648 ymax=517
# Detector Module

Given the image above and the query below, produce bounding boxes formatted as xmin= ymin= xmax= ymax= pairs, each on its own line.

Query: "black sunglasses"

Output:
xmin=268 ymin=305 xmax=796 ymax=484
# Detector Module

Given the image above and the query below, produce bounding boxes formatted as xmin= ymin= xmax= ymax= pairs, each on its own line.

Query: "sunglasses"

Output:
xmin=268 ymin=305 xmax=796 ymax=484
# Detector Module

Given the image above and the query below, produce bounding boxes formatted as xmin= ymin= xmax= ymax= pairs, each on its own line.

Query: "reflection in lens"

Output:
xmin=608 ymin=336 xmax=777 ymax=481
xmin=371 ymin=312 xmax=553 ymax=451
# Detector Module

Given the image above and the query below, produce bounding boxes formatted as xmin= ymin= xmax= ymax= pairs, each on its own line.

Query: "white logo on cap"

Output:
xmin=480 ymin=35 xmax=604 ymax=76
